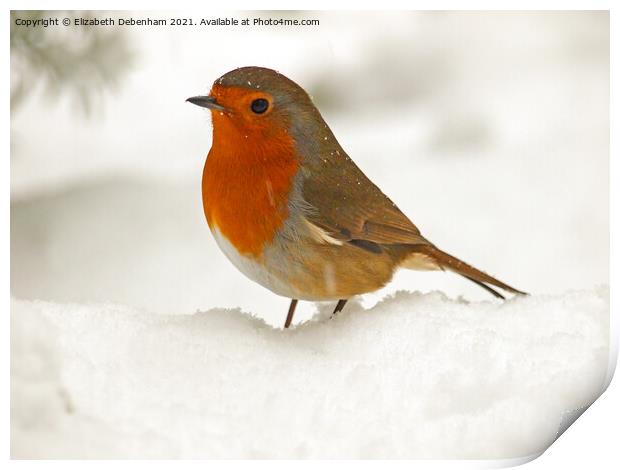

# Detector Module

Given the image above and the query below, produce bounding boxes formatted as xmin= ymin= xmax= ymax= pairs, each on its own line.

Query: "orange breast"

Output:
xmin=202 ymin=114 xmax=298 ymax=258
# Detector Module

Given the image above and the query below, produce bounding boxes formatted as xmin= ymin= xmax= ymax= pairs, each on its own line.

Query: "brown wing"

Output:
xmin=300 ymin=149 xmax=430 ymax=247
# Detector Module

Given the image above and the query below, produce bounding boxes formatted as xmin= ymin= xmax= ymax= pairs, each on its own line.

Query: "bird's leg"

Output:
xmin=331 ymin=299 xmax=348 ymax=318
xmin=284 ymin=299 xmax=298 ymax=329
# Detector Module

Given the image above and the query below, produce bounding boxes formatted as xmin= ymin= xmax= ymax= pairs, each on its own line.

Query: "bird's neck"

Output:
xmin=202 ymin=123 xmax=299 ymax=258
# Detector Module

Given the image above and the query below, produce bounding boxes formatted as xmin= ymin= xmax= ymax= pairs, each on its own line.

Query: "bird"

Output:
xmin=187 ymin=66 xmax=526 ymax=328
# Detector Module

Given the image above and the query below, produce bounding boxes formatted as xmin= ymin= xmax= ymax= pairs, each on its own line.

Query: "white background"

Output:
xmin=3 ymin=0 xmax=617 ymax=466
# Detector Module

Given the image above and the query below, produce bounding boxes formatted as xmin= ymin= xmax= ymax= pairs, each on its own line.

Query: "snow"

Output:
xmin=10 ymin=11 xmax=609 ymax=460
xmin=11 ymin=288 xmax=609 ymax=459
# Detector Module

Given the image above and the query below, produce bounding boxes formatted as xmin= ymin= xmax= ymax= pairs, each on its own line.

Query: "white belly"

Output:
xmin=211 ymin=228 xmax=299 ymax=299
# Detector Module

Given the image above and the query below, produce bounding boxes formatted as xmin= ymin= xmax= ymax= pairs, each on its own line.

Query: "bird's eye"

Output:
xmin=251 ymin=98 xmax=269 ymax=114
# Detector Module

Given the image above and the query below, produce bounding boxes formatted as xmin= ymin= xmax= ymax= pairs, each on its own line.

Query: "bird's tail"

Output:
xmin=407 ymin=245 xmax=527 ymax=299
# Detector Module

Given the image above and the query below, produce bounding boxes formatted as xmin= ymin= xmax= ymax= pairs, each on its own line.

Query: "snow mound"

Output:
xmin=11 ymin=288 xmax=609 ymax=459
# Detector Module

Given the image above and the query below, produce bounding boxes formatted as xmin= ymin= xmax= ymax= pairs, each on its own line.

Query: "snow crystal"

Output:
xmin=11 ymin=288 xmax=609 ymax=459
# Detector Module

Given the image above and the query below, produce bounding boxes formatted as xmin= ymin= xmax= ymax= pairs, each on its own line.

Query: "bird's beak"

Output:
xmin=186 ymin=95 xmax=228 ymax=112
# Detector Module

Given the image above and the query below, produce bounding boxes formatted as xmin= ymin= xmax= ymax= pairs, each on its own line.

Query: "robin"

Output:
xmin=187 ymin=66 xmax=526 ymax=328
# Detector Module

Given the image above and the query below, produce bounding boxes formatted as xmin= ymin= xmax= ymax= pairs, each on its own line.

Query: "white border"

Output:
xmin=3 ymin=1 xmax=617 ymax=467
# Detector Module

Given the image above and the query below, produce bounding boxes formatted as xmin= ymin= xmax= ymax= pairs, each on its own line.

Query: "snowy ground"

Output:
xmin=11 ymin=288 xmax=609 ymax=459
xmin=10 ymin=11 xmax=609 ymax=459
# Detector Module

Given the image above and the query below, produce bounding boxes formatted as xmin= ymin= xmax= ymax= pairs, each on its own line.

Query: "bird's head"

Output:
xmin=187 ymin=67 xmax=329 ymax=147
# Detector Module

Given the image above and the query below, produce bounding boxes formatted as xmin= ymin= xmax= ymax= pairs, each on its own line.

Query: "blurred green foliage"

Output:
xmin=11 ymin=10 xmax=135 ymax=115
